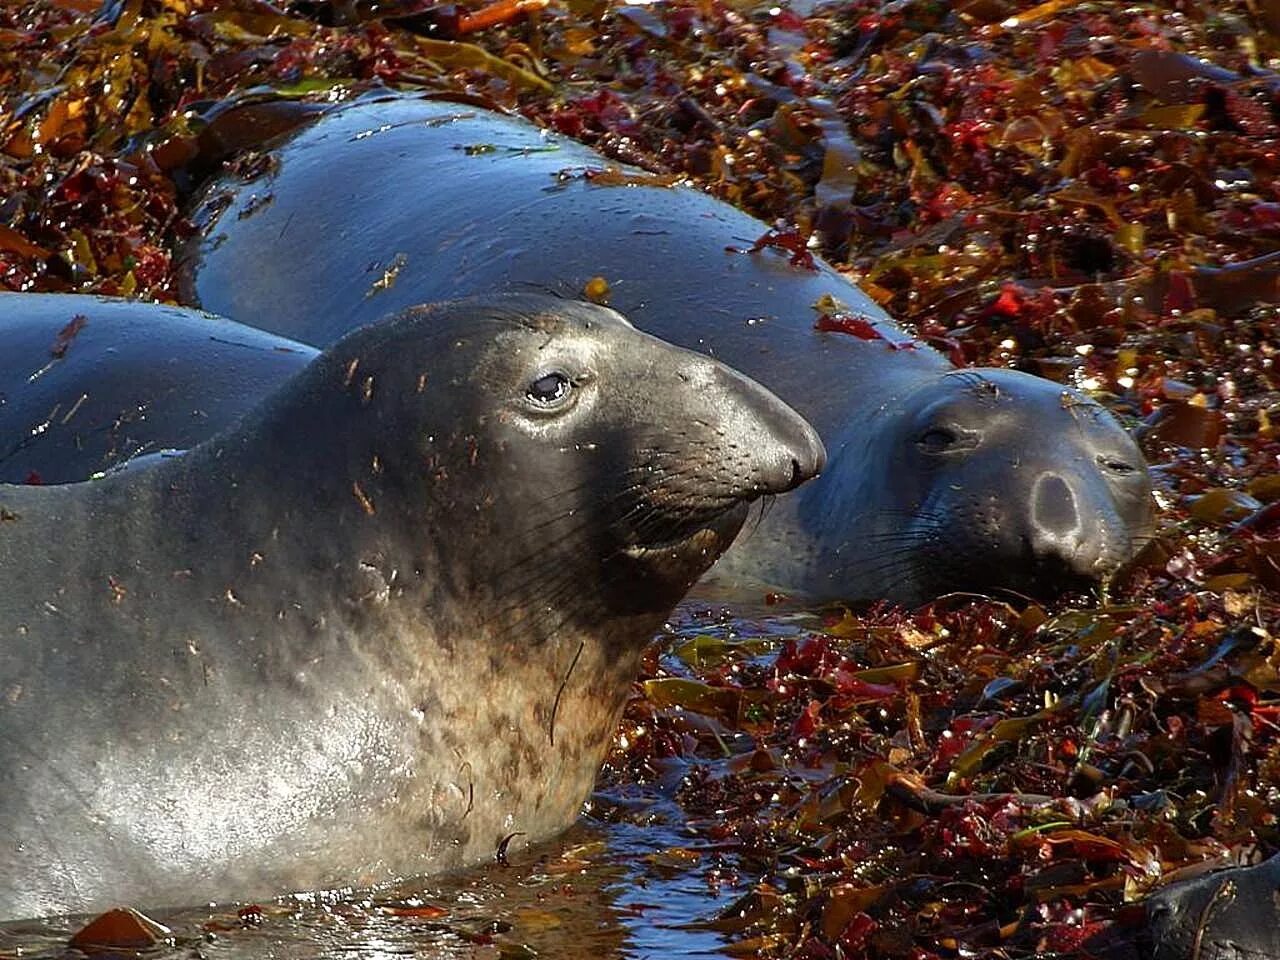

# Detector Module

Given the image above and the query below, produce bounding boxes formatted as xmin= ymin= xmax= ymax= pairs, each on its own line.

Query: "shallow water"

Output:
xmin=0 ymin=763 xmax=742 ymax=960
xmin=0 ymin=602 xmax=810 ymax=960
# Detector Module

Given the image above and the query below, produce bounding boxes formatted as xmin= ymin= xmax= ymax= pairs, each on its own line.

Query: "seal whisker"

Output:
xmin=857 ymin=527 xmax=946 ymax=545
xmin=484 ymin=548 xmax=657 ymax=652
xmin=732 ymin=496 xmax=774 ymax=542
xmin=513 ymin=463 xmax=679 ymax=522
xmin=619 ymin=494 xmax=742 ymax=539
xmin=547 ymin=640 xmax=586 ymax=747
xmin=759 ymin=494 xmax=777 ymax=522
xmin=499 ymin=458 xmax=700 ymax=543
xmin=483 ymin=557 xmax=604 ymax=634
xmin=849 ymin=545 xmax=938 ymax=584
xmin=489 ymin=479 xmax=665 ymax=581
xmin=839 ymin=505 xmax=949 ymax=526
xmin=854 ymin=543 xmax=930 ymax=570
xmin=485 ymin=548 xmax=604 ymax=626
xmin=481 ymin=483 xmax=721 ymax=635
xmin=487 ymin=540 xmax=664 ymax=670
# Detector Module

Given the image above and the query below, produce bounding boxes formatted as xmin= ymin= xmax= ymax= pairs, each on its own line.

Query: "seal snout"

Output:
xmin=1028 ymin=469 xmax=1125 ymax=579
xmin=786 ymin=435 xmax=826 ymax=491
xmin=747 ymin=392 xmax=826 ymax=496
xmin=688 ymin=359 xmax=825 ymax=499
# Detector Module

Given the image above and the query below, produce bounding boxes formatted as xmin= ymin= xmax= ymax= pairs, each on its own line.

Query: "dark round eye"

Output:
xmin=1147 ymin=901 xmax=1173 ymax=922
xmin=918 ymin=427 xmax=958 ymax=453
xmin=1098 ymin=455 xmax=1138 ymax=475
xmin=526 ymin=371 xmax=573 ymax=408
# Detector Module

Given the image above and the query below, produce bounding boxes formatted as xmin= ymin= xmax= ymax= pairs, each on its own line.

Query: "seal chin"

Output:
xmin=1010 ymin=550 xmax=1139 ymax=603
xmin=603 ymin=504 xmax=755 ymax=617
xmin=915 ymin=538 xmax=1130 ymax=604
xmin=942 ymin=566 xmax=1097 ymax=605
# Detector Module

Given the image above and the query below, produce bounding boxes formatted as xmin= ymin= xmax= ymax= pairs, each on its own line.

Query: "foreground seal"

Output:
xmin=0 ymin=293 xmax=314 ymax=483
xmin=181 ymin=93 xmax=1155 ymax=604
xmin=0 ymin=293 xmax=824 ymax=921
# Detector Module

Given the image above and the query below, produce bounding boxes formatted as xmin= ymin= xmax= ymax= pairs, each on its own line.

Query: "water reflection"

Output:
xmin=0 ymin=813 xmax=744 ymax=958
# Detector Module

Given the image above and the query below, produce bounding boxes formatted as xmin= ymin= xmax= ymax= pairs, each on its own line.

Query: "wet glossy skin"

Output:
xmin=181 ymin=94 xmax=1155 ymax=603
xmin=1144 ymin=856 xmax=1280 ymax=960
xmin=0 ymin=294 xmax=823 ymax=920
xmin=0 ymin=293 xmax=315 ymax=483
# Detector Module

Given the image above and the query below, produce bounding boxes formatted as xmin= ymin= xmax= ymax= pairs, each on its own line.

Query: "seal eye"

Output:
xmin=918 ymin=427 xmax=958 ymax=453
xmin=1098 ymin=455 xmax=1138 ymax=475
xmin=526 ymin=371 xmax=573 ymax=409
xmin=1147 ymin=901 xmax=1173 ymax=923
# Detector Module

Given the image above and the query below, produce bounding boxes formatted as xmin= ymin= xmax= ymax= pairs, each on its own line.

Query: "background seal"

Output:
xmin=0 ymin=292 xmax=314 ymax=483
xmin=180 ymin=94 xmax=1155 ymax=604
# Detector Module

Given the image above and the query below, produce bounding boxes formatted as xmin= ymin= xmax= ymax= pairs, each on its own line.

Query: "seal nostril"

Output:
xmin=789 ymin=457 xmax=803 ymax=490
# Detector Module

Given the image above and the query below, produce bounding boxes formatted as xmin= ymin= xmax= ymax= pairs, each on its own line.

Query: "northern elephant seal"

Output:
xmin=1145 ymin=856 xmax=1280 ymax=960
xmin=180 ymin=93 xmax=1155 ymax=604
xmin=0 ymin=293 xmax=824 ymax=920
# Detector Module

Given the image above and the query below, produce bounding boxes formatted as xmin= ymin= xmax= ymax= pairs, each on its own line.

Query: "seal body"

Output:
xmin=0 ymin=293 xmax=314 ymax=483
xmin=1145 ymin=856 xmax=1280 ymax=960
xmin=180 ymin=94 xmax=1154 ymax=604
xmin=0 ymin=294 xmax=824 ymax=920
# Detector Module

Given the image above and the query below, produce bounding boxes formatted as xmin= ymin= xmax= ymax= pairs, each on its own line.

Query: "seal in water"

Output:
xmin=0 ymin=293 xmax=315 ymax=484
xmin=179 ymin=93 xmax=1155 ymax=604
xmin=0 ymin=293 xmax=825 ymax=921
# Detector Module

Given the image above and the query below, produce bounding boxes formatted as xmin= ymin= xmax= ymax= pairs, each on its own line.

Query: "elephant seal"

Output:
xmin=0 ymin=293 xmax=315 ymax=483
xmin=0 ymin=293 xmax=824 ymax=921
xmin=180 ymin=93 xmax=1155 ymax=605
xmin=1144 ymin=856 xmax=1280 ymax=960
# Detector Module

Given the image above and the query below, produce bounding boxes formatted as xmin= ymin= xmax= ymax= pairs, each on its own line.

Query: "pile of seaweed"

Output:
xmin=1 ymin=0 xmax=1277 ymax=956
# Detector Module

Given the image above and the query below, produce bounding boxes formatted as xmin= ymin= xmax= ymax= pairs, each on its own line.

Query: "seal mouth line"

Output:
xmin=623 ymin=533 xmax=713 ymax=559
xmin=489 ymin=483 xmax=736 ymax=582
xmin=622 ymin=502 xmax=748 ymax=558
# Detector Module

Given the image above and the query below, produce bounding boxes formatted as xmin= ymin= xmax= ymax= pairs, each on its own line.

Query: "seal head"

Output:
xmin=796 ymin=368 xmax=1152 ymax=603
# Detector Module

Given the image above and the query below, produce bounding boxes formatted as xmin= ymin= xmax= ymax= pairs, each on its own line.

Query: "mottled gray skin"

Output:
xmin=0 ymin=293 xmax=315 ymax=483
xmin=1145 ymin=856 xmax=1280 ymax=960
xmin=181 ymin=93 xmax=1155 ymax=604
xmin=0 ymin=294 xmax=824 ymax=921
